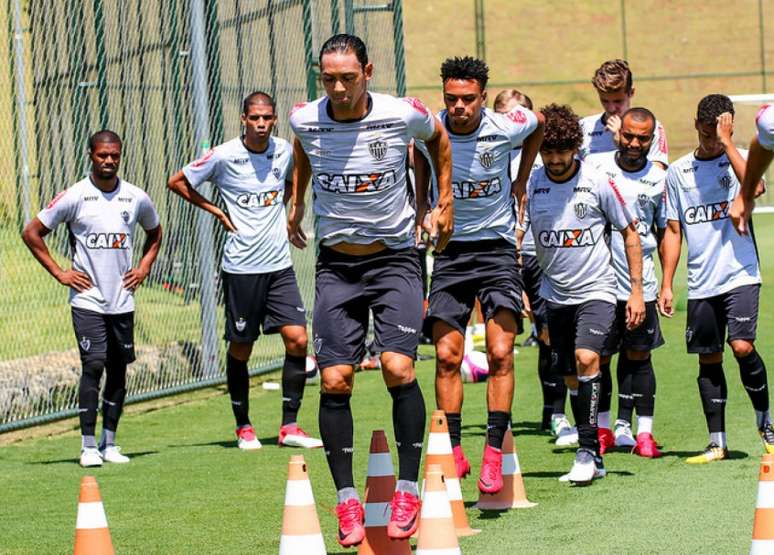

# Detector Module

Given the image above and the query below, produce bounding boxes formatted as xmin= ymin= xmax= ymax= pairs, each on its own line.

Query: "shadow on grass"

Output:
xmin=169 ymin=436 xmax=279 ymax=449
xmin=31 ymin=450 xmax=158 ymax=465
xmin=659 ymin=449 xmax=748 ymax=460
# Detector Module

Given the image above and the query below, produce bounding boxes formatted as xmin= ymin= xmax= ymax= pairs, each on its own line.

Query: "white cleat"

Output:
xmin=562 ymin=448 xmax=605 ymax=485
xmin=555 ymin=425 xmax=579 ymax=446
xmin=100 ymin=445 xmax=130 ymax=464
xmin=279 ymin=424 xmax=323 ymax=449
xmin=236 ymin=425 xmax=263 ymax=450
xmin=614 ymin=421 xmax=637 ymax=448
xmin=80 ymin=447 xmax=103 ymax=468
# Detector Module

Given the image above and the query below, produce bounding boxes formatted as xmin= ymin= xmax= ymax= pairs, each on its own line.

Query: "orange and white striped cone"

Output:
xmin=358 ymin=430 xmax=410 ymax=555
xmin=751 ymin=454 xmax=774 ymax=554
xmin=279 ymin=454 xmax=326 ymax=555
xmin=73 ymin=476 xmax=115 ymax=555
xmin=424 ymin=409 xmax=480 ymax=536
xmin=416 ymin=464 xmax=461 ymax=555
xmin=474 ymin=426 xmax=536 ymax=510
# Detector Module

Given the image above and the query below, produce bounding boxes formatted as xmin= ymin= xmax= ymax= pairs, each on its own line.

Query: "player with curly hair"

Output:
xmin=519 ymin=104 xmax=645 ymax=485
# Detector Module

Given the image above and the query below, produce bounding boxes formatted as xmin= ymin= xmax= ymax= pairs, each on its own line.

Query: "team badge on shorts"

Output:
xmin=313 ymin=336 xmax=323 ymax=355
xmin=368 ymin=139 xmax=388 ymax=161
xmin=79 ymin=337 xmax=91 ymax=352
xmin=235 ymin=317 xmax=247 ymax=332
xmin=574 ymin=202 xmax=588 ymax=220
xmin=272 ymin=167 xmax=281 ymax=180
xmin=121 ymin=211 xmax=130 ymax=223
xmin=479 ymin=149 xmax=495 ymax=169
xmin=718 ymin=174 xmax=732 ymax=189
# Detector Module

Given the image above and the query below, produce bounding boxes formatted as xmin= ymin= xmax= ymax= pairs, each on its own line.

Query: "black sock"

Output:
xmin=446 ymin=412 xmax=462 ymax=448
xmin=698 ymin=362 xmax=727 ymax=435
xmin=487 ymin=411 xmax=510 ymax=449
xmin=319 ymin=393 xmax=354 ymax=490
xmin=79 ymin=359 xmax=104 ymax=437
xmin=577 ymin=374 xmax=602 ymax=455
xmin=226 ymin=354 xmax=250 ymax=427
xmin=737 ymin=350 xmax=770 ymax=413
xmin=282 ymin=354 xmax=306 ymax=426
xmin=389 ymin=380 xmax=426 ymax=483
xmin=631 ymin=357 xmax=656 ymax=418
xmin=538 ymin=343 xmax=557 ymax=427
xmin=569 ymin=389 xmax=580 ymax=424
xmin=616 ymin=353 xmax=634 ymax=423
xmin=599 ymin=360 xmax=612 ymax=414
xmin=102 ymin=360 xmax=127 ymax=433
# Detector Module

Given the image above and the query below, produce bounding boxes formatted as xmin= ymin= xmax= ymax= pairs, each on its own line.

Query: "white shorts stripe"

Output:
xmin=427 ymin=433 xmax=452 ymax=455
xmin=364 ymin=502 xmax=391 ymax=527
xmin=420 ymin=491 xmax=453 ymax=519
xmin=445 ymin=477 xmax=462 ymax=501
xmin=279 ymin=533 xmax=326 ymax=555
xmin=75 ymin=502 xmax=108 ymax=529
xmin=757 ymin=482 xmax=774 ymax=508
xmin=284 ymin=480 xmax=315 ymax=506
xmin=502 ymin=453 xmax=521 ymax=475
xmin=367 ymin=453 xmax=394 ymax=477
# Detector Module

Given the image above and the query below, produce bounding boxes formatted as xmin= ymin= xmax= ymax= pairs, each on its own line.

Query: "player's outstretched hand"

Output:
xmin=606 ymin=114 xmax=622 ymax=146
xmin=215 ymin=208 xmax=238 ymax=233
xmin=417 ymin=208 xmax=431 ymax=247
xmin=123 ymin=267 xmax=149 ymax=292
xmin=657 ymin=287 xmax=674 ymax=318
xmin=730 ymin=193 xmax=753 ymax=235
xmin=625 ymin=292 xmax=645 ymax=330
xmin=287 ymin=203 xmax=307 ymax=249
xmin=716 ymin=112 xmax=734 ymax=147
xmin=432 ymin=202 xmax=453 ymax=252
xmin=57 ymin=269 xmax=92 ymax=292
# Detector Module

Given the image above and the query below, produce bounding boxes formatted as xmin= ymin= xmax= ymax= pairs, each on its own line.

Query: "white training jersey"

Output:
xmin=289 ymin=92 xmax=436 ymax=249
xmin=579 ymin=112 xmax=669 ymax=166
xmin=37 ymin=178 xmax=160 ymax=314
xmin=436 ymin=106 xmax=538 ymax=244
xmin=757 ymin=104 xmax=774 ymax=151
xmin=666 ymin=150 xmax=761 ymax=299
xmin=511 ymin=147 xmax=543 ymax=256
xmin=524 ymin=162 xmax=635 ymax=305
xmin=588 ymin=151 xmax=666 ymax=301
xmin=182 ymin=136 xmax=293 ymax=274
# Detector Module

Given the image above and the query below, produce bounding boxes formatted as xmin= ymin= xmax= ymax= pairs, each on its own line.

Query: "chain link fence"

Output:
xmin=0 ymin=0 xmax=406 ymax=431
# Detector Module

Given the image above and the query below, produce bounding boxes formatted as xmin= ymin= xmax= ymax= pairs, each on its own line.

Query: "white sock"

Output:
xmin=614 ymin=419 xmax=631 ymax=429
xmin=552 ymin=412 xmax=566 ymax=421
xmin=598 ymin=411 xmax=611 ymax=430
xmin=395 ymin=480 xmax=419 ymax=497
xmin=710 ymin=431 xmax=727 ymax=449
xmin=336 ymin=487 xmax=360 ymax=504
xmin=637 ymin=416 xmax=653 ymax=435
xmin=100 ymin=429 xmax=116 ymax=448
xmin=81 ymin=435 xmax=97 ymax=449
xmin=756 ymin=410 xmax=772 ymax=429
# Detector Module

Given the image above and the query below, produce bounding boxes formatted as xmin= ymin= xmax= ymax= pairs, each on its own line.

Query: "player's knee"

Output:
xmin=229 ymin=341 xmax=253 ymax=361
xmin=82 ymin=356 xmax=106 ymax=378
xmin=730 ymin=340 xmax=754 ymax=359
xmin=699 ymin=352 xmax=723 ymax=365
xmin=575 ymin=350 xmax=599 ymax=372
xmin=564 ymin=375 xmax=579 ymax=390
xmin=435 ymin=341 xmax=463 ymax=375
xmin=382 ymin=353 xmax=415 ymax=385
xmin=320 ymin=368 xmax=353 ymax=395
xmin=283 ymin=328 xmax=308 ymax=356
xmin=487 ymin=341 xmax=513 ymax=369
xmin=626 ymin=349 xmax=650 ymax=361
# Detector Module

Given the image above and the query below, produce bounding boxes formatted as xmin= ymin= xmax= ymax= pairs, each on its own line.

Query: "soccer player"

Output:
xmin=168 ymin=92 xmax=321 ymax=450
xmin=520 ymin=104 xmax=645 ymax=484
xmin=287 ymin=34 xmax=453 ymax=546
xmin=495 ymin=88 xmax=576 ymax=446
xmin=21 ymin=130 xmax=162 ymax=467
xmin=587 ymin=107 xmax=667 ymax=458
xmin=731 ymin=103 xmax=774 ymax=234
xmin=580 ymin=59 xmax=669 ymax=171
xmin=659 ymin=94 xmax=774 ymax=464
xmin=422 ymin=59 xmax=543 ymax=493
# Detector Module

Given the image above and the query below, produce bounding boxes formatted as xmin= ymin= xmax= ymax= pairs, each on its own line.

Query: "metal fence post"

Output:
xmin=344 ymin=0 xmax=354 ymax=35
xmin=10 ymin=0 xmax=31 ymax=226
xmin=475 ymin=0 xmax=485 ymax=61
xmin=758 ymin=0 xmax=767 ymax=93
xmin=302 ymin=0 xmax=316 ymax=101
xmin=392 ymin=0 xmax=406 ymax=97
xmin=189 ymin=0 xmax=220 ymax=378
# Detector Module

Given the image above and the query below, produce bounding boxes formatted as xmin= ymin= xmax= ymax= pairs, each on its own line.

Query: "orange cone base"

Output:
xmin=474 ymin=474 xmax=538 ymax=510
xmin=74 ymin=529 xmax=115 ymax=555
xmin=359 ymin=526 xmax=411 ymax=555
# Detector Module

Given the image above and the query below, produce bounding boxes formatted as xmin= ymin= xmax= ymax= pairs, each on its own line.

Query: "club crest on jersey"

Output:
xmin=368 ymin=139 xmax=388 ymax=161
xmin=79 ymin=337 xmax=91 ymax=352
xmin=121 ymin=211 xmax=130 ymax=223
xmin=638 ymin=193 xmax=650 ymax=208
xmin=479 ymin=149 xmax=495 ymax=169
xmin=538 ymin=228 xmax=596 ymax=248
xmin=272 ymin=167 xmax=281 ymax=180
xmin=574 ymin=202 xmax=588 ymax=220
xmin=718 ymin=174 xmax=733 ymax=189
xmin=684 ymin=201 xmax=729 ymax=225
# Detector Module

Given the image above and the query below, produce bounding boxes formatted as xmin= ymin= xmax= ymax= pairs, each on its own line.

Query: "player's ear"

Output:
xmin=240 ymin=112 xmax=247 ymax=127
xmin=481 ymin=89 xmax=487 ymax=105
xmin=364 ymin=62 xmax=374 ymax=81
xmin=629 ymin=87 xmax=635 ymax=98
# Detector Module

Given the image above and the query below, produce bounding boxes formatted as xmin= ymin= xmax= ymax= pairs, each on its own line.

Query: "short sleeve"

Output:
xmin=137 ymin=192 xmax=160 ymax=230
xmin=402 ymin=97 xmax=436 ymax=142
xmin=37 ymin=188 xmax=78 ymax=230
xmin=182 ymin=148 xmax=220 ymax=189
xmin=283 ymin=142 xmax=294 ymax=182
xmin=665 ymin=167 xmax=681 ymax=222
xmin=648 ymin=122 xmax=669 ymax=165
xmin=599 ymin=176 xmax=635 ymax=230
xmin=654 ymin=179 xmax=668 ymax=229
xmin=500 ymin=107 xmax=538 ymax=149
xmin=757 ymin=105 xmax=774 ymax=151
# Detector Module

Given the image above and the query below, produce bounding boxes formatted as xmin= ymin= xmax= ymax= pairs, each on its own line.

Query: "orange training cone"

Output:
xmin=424 ymin=409 xmax=480 ymax=536
xmin=474 ymin=426 xmax=537 ymax=510
xmin=279 ymin=455 xmax=326 ymax=555
xmin=73 ymin=476 xmax=115 ymax=555
xmin=751 ymin=454 xmax=774 ymax=554
xmin=416 ymin=464 xmax=461 ymax=555
xmin=358 ymin=430 xmax=410 ymax=555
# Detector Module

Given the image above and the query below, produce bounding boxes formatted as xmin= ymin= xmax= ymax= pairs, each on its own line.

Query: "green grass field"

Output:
xmin=2 ymin=216 xmax=774 ymax=553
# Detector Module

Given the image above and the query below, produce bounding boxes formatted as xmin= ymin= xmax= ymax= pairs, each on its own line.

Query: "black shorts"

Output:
xmin=71 ymin=307 xmax=136 ymax=365
xmin=521 ymin=254 xmax=547 ymax=333
xmin=602 ymin=300 xmax=665 ymax=356
xmin=686 ymin=284 xmax=760 ymax=354
xmin=313 ymin=246 xmax=423 ymax=368
xmin=222 ymin=267 xmax=307 ymax=343
xmin=423 ymin=239 xmax=523 ymax=337
xmin=547 ymin=300 xmax=616 ymax=375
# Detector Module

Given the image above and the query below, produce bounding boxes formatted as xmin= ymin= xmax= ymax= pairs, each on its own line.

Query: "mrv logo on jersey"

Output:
xmin=236 ymin=191 xmax=280 ymax=208
xmin=86 ymin=233 xmax=129 ymax=249
xmin=683 ymin=201 xmax=728 ymax=224
xmin=452 ymin=177 xmax=502 ymax=199
xmin=316 ymin=170 xmax=396 ymax=193
xmin=538 ymin=228 xmax=596 ymax=248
